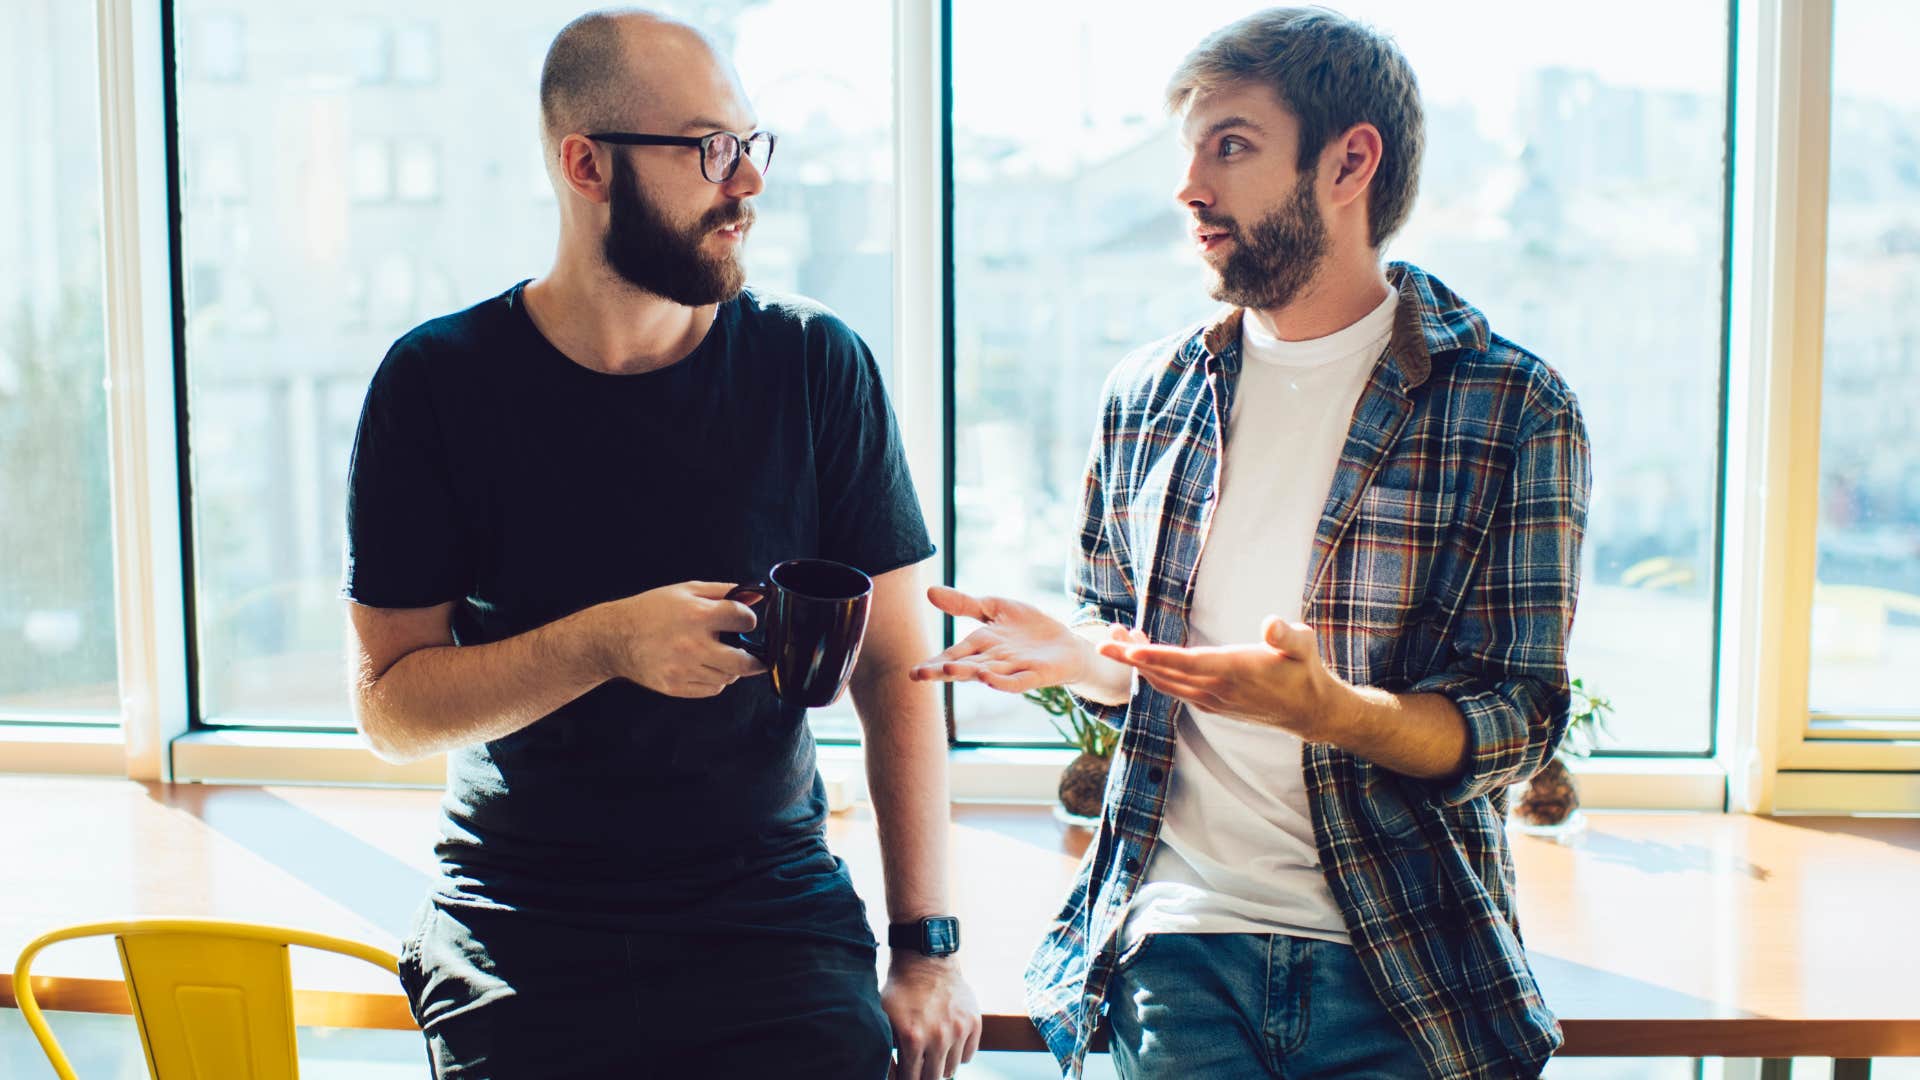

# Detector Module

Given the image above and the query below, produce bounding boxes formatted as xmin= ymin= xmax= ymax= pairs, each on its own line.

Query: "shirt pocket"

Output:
xmin=1333 ymin=483 xmax=1455 ymax=629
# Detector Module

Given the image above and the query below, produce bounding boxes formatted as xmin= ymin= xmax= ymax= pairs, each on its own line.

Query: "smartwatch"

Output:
xmin=888 ymin=915 xmax=961 ymax=958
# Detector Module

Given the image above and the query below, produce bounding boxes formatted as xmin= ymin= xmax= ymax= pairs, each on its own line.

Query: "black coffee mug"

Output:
xmin=723 ymin=558 xmax=873 ymax=708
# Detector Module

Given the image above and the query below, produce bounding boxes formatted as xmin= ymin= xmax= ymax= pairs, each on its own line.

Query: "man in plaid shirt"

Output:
xmin=913 ymin=8 xmax=1590 ymax=1079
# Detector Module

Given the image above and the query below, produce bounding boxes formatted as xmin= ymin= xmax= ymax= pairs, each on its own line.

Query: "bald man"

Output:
xmin=342 ymin=10 xmax=980 ymax=1078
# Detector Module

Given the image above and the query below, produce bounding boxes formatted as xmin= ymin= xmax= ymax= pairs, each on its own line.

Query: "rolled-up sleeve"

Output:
xmin=1416 ymin=397 xmax=1592 ymax=805
xmin=1066 ymin=397 xmax=1138 ymax=729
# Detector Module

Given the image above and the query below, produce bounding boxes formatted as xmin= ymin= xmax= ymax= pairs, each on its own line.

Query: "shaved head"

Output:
xmin=536 ymin=8 xmax=762 ymax=304
xmin=539 ymin=8 xmax=718 ymax=150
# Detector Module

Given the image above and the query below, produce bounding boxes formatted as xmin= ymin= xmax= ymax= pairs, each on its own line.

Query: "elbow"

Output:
xmin=353 ymin=699 xmax=425 ymax=765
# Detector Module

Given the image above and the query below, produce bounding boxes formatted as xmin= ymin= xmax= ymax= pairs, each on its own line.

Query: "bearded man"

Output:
xmin=912 ymin=8 xmax=1591 ymax=1078
xmin=341 ymin=9 xmax=979 ymax=1078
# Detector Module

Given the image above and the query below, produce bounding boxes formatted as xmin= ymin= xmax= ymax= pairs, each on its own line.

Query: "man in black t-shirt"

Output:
xmin=343 ymin=11 xmax=980 ymax=1079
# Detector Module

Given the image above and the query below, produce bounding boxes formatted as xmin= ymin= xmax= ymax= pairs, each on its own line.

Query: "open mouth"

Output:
xmin=1194 ymin=226 xmax=1233 ymax=252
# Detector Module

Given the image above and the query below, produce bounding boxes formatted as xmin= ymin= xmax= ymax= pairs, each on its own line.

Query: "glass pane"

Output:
xmin=951 ymin=1 xmax=1728 ymax=750
xmin=1809 ymin=0 xmax=1920 ymax=719
xmin=175 ymin=2 xmax=893 ymax=731
xmin=0 ymin=0 xmax=121 ymax=720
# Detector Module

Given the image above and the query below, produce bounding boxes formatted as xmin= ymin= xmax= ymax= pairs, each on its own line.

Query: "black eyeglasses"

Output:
xmin=585 ymin=130 xmax=777 ymax=184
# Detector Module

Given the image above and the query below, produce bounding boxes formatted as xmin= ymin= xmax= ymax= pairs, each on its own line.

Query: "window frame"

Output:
xmin=1722 ymin=0 xmax=1920 ymax=812
xmin=1 ymin=0 xmax=1909 ymax=812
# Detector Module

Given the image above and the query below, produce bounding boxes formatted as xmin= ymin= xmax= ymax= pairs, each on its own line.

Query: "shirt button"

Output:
xmin=1124 ymin=856 xmax=1141 ymax=873
xmin=1147 ymin=767 xmax=1165 ymax=783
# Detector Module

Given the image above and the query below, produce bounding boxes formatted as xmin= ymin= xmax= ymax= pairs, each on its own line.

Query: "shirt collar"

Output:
xmin=1181 ymin=261 xmax=1490 ymax=395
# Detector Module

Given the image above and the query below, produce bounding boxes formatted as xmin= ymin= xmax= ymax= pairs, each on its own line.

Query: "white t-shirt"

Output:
xmin=1121 ymin=289 xmax=1397 ymax=948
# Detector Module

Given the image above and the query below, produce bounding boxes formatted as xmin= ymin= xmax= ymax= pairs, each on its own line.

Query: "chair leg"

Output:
xmin=1760 ymin=1061 xmax=1793 ymax=1080
xmin=1831 ymin=1061 xmax=1871 ymax=1080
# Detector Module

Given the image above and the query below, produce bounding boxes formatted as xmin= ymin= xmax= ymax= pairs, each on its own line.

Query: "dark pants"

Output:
xmin=398 ymin=898 xmax=892 ymax=1079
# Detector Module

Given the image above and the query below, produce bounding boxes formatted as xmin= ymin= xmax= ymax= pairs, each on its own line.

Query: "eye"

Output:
xmin=1219 ymin=136 xmax=1249 ymax=159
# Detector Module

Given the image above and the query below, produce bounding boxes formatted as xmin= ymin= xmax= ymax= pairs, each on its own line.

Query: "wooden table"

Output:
xmin=3 ymin=778 xmax=1918 ymax=1072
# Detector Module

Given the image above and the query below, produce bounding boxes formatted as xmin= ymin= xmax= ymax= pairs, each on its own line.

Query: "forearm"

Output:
xmin=1329 ymin=685 xmax=1470 ymax=781
xmin=852 ymin=662 xmax=950 ymax=926
xmin=1068 ymin=623 xmax=1136 ymax=706
xmin=354 ymin=605 xmax=610 ymax=763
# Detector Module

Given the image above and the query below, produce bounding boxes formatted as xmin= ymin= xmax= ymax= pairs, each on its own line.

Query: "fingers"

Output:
xmin=907 ymin=635 xmax=992 ymax=681
xmin=928 ymin=633 xmax=993 ymax=666
xmin=911 ymin=658 xmax=993 ymax=685
xmin=669 ymin=678 xmax=733 ymax=698
xmin=684 ymin=581 xmax=742 ymax=600
xmin=1096 ymin=640 xmax=1235 ymax=677
xmin=891 ymin=1043 xmax=925 ymax=1080
xmin=925 ymin=584 xmax=989 ymax=622
xmin=941 ymin=1032 xmax=965 ymax=1079
xmin=915 ymin=658 xmax=1044 ymax=694
xmin=1263 ymin=616 xmax=1317 ymax=657
xmin=1136 ymin=666 xmax=1212 ymax=704
xmin=706 ymin=599 xmax=759 ymax=635
xmin=705 ymin=649 xmax=766 ymax=678
xmin=975 ymin=666 xmax=1046 ymax=694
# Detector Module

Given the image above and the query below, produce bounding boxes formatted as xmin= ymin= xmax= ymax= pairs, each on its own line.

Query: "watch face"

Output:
xmin=925 ymin=917 xmax=959 ymax=955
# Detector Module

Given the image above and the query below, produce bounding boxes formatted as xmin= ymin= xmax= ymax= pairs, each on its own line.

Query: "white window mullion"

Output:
xmin=1719 ymin=0 xmax=1786 ymax=813
xmin=1719 ymin=0 xmax=1829 ymax=811
xmin=96 ymin=0 xmax=190 ymax=781
xmin=891 ymin=0 xmax=948 ymax=653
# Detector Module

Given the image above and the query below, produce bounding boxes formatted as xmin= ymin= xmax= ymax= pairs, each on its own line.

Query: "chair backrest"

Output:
xmin=12 ymin=918 xmax=402 ymax=1080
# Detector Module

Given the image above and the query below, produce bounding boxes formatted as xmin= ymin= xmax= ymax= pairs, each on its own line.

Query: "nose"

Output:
xmin=1174 ymin=151 xmax=1213 ymax=212
xmin=723 ymin=152 xmax=765 ymax=199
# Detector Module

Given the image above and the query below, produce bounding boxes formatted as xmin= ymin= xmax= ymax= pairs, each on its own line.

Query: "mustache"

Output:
xmin=701 ymin=203 xmax=756 ymax=231
xmin=1192 ymin=209 xmax=1238 ymax=234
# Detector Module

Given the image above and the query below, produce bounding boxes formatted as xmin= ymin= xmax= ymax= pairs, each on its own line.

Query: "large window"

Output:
xmin=950 ymin=1 xmax=1730 ymax=749
xmin=1808 ymin=0 xmax=1920 ymax=724
xmin=0 ymin=0 xmax=120 ymax=721
xmin=16 ymin=0 xmax=1911 ymax=798
xmin=172 ymin=1 xmax=894 ymax=730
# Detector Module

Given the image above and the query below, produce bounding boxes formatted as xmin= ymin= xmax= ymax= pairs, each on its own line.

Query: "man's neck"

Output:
xmin=1244 ymin=250 xmax=1393 ymax=343
xmin=522 ymin=252 xmax=717 ymax=376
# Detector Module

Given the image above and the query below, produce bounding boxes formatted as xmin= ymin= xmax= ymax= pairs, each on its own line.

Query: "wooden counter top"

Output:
xmin=3 ymin=777 xmax=1917 ymax=1059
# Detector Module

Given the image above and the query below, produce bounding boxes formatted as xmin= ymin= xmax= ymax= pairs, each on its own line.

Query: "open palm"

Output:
xmin=908 ymin=586 xmax=1095 ymax=694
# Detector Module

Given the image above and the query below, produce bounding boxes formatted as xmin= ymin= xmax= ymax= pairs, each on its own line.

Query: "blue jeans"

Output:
xmin=1105 ymin=932 xmax=1431 ymax=1079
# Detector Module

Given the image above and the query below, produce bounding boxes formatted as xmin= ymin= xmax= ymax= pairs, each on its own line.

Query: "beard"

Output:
xmin=603 ymin=152 xmax=752 ymax=306
xmin=1201 ymin=169 xmax=1328 ymax=311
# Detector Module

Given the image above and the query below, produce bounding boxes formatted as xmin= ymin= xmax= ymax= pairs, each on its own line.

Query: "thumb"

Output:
xmin=1262 ymin=616 xmax=1316 ymax=658
xmin=927 ymin=584 xmax=990 ymax=622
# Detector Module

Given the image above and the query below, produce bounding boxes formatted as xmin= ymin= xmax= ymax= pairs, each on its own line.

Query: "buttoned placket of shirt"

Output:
xmin=1082 ymin=322 xmax=1243 ymax=1050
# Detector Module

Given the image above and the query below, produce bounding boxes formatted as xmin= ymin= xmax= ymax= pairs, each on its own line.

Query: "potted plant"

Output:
xmin=1025 ymin=685 xmax=1118 ymax=827
xmin=1510 ymin=678 xmax=1614 ymax=836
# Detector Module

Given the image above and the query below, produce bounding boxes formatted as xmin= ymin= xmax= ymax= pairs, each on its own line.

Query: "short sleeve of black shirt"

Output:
xmin=342 ymin=331 xmax=476 ymax=609
xmin=795 ymin=300 xmax=934 ymax=578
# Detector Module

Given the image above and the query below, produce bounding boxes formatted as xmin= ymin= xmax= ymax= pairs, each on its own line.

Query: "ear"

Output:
xmin=556 ymin=133 xmax=614 ymax=206
xmin=1324 ymin=121 xmax=1383 ymax=216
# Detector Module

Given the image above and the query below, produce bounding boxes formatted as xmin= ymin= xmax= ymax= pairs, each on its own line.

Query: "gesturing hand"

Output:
xmin=1097 ymin=616 xmax=1344 ymax=739
xmin=908 ymin=586 xmax=1092 ymax=694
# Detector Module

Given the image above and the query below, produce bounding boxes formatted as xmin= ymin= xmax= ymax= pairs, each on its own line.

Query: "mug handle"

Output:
xmin=721 ymin=581 xmax=769 ymax=662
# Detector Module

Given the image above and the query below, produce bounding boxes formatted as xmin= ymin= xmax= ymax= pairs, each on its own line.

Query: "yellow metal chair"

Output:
xmin=12 ymin=918 xmax=404 ymax=1080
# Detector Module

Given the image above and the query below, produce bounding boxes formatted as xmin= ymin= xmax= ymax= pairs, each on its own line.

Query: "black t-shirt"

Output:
xmin=343 ymin=282 xmax=932 ymax=945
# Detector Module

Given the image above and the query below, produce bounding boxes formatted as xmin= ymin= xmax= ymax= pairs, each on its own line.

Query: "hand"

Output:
xmin=591 ymin=581 xmax=767 ymax=698
xmin=882 ymin=955 xmax=981 ymax=1080
xmin=1097 ymin=617 xmax=1350 ymax=739
xmin=908 ymin=586 xmax=1090 ymax=694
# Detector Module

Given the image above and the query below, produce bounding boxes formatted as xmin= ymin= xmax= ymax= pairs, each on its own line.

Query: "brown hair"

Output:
xmin=1167 ymin=6 xmax=1424 ymax=248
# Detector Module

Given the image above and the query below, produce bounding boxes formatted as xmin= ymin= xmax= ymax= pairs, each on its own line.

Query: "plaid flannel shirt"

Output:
xmin=1023 ymin=262 xmax=1592 ymax=1079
